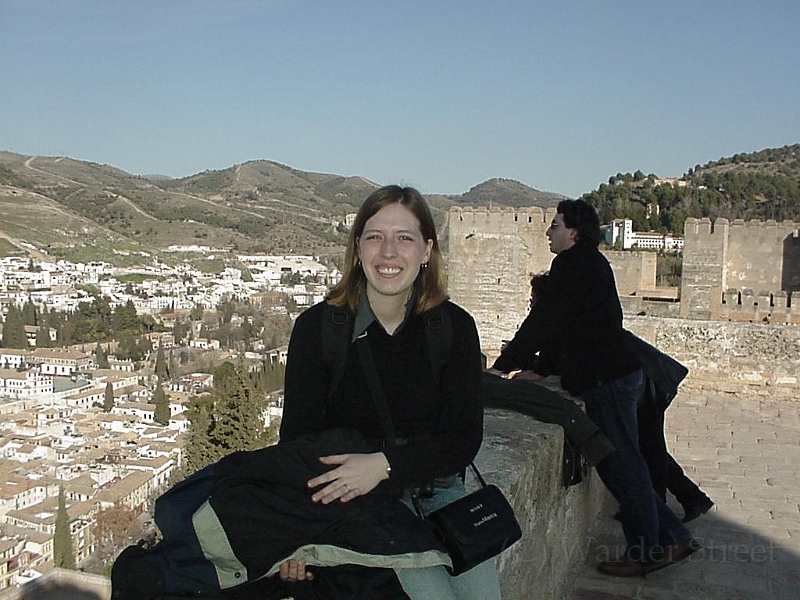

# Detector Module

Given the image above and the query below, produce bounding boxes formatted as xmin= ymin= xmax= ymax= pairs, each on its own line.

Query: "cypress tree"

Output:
xmin=211 ymin=366 xmax=263 ymax=452
xmin=153 ymin=380 xmax=170 ymax=425
xmin=155 ymin=345 xmax=167 ymax=379
xmin=183 ymin=398 xmax=222 ymax=473
xmin=35 ymin=325 xmax=53 ymax=348
xmin=103 ymin=382 xmax=114 ymax=412
xmin=21 ymin=299 xmax=37 ymax=326
xmin=53 ymin=487 xmax=76 ymax=570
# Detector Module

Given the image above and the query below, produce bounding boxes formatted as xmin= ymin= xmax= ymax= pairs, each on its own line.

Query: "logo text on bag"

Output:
xmin=473 ymin=513 xmax=498 ymax=527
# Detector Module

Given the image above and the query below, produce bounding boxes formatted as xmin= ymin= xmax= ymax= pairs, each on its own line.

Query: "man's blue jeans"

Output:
xmin=583 ymin=369 xmax=692 ymax=563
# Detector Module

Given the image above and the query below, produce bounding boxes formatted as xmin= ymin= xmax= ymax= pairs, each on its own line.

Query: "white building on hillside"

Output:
xmin=602 ymin=218 xmax=684 ymax=251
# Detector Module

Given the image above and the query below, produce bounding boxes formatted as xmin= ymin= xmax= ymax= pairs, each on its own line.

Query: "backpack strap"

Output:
xmin=320 ymin=300 xmax=454 ymax=398
xmin=424 ymin=302 xmax=452 ymax=384
xmin=321 ymin=303 xmax=353 ymax=399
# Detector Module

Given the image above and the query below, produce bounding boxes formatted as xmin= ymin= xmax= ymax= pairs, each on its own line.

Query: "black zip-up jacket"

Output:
xmin=492 ymin=243 xmax=641 ymax=395
xmin=280 ymin=299 xmax=484 ymax=488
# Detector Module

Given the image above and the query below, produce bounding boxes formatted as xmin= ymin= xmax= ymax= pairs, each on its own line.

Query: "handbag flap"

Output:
xmin=428 ymin=485 xmax=521 ymax=546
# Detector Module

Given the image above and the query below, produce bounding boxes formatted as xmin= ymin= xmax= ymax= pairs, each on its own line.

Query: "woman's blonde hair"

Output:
xmin=327 ymin=185 xmax=446 ymax=314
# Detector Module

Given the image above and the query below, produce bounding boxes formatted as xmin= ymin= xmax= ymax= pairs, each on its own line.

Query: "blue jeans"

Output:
xmin=396 ymin=481 xmax=502 ymax=600
xmin=583 ymin=370 xmax=691 ymax=563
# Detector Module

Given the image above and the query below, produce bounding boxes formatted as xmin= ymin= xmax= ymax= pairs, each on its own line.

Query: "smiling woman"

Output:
xmin=327 ymin=186 xmax=447 ymax=316
xmin=357 ymin=202 xmax=433 ymax=333
xmin=278 ymin=185 xmax=502 ymax=599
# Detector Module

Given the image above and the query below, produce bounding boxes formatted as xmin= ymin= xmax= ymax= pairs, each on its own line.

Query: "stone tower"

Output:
xmin=447 ymin=206 xmax=556 ymax=355
xmin=681 ymin=218 xmax=799 ymax=322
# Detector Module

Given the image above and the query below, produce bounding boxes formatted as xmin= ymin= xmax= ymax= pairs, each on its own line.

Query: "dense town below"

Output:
xmin=0 ymin=252 xmax=336 ymax=587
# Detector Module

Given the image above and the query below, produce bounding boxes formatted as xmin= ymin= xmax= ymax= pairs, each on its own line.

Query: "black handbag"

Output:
xmin=411 ymin=463 xmax=522 ymax=575
xmin=357 ymin=334 xmax=522 ymax=576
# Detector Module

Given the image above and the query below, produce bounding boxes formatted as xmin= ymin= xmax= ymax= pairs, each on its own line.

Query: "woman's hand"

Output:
xmin=508 ymin=369 xmax=544 ymax=381
xmin=307 ymin=452 xmax=390 ymax=504
xmin=278 ymin=558 xmax=313 ymax=582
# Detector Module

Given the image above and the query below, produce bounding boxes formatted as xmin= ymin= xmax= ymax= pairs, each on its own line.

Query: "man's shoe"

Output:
xmin=682 ymin=499 xmax=714 ymax=523
xmin=646 ymin=538 xmax=701 ymax=574
xmin=597 ymin=557 xmax=649 ymax=578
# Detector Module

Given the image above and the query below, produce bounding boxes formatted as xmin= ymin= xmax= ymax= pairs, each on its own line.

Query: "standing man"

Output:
xmin=487 ymin=199 xmax=698 ymax=576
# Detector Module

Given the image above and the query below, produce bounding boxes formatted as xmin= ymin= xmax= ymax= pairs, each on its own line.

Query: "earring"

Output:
xmin=421 ymin=262 xmax=429 ymax=269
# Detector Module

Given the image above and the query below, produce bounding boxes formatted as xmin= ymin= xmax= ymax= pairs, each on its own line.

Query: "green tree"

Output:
xmin=35 ymin=325 xmax=53 ymax=348
xmin=115 ymin=331 xmax=139 ymax=361
xmin=137 ymin=335 xmax=153 ymax=358
xmin=112 ymin=300 xmax=141 ymax=334
xmin=173 ymin=318 xmax=190 ymax=344
xmin=21 ymin=300 xmax=38 ymax=326
xmin=183 ymin=396 xmax=223 ymax=473
xmin=103 ymin=382 xmax=115 ymax=412
xmin=95 ymin=343 xmax=110 ymax=369
xmin=53 ymin=487 xmax=76 ymax=570
xmin=183 ymin=364 xmax=275 ymax=472
xmin=155 ymin=345 xmax=168 ymax=379
xmin=153 ymin=380 xmax=170 ymax=425
xmin=168 ymin=350 xmax=177 ymax=380
xmin=1 ymin=305 xmax=28 ymax=349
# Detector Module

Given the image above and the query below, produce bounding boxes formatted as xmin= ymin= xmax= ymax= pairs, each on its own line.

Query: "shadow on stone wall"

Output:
xmin=480 ymin=408 xmax=607 ymax=600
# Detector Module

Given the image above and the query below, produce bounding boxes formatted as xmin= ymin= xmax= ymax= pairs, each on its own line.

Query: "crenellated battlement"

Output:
xmin=447 ymin=207 xmax=799 ymax=338
xmin=449 ymin=205 xmax=554 ymax=232
xmin=684 ymin=217 xmax=798 ymax=239
xmin=680 ymin=216 xmax=799 ymax=321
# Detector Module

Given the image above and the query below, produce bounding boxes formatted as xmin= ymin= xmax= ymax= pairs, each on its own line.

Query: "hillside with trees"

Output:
xmin=581 ymin=144 xmax=800 ymax=235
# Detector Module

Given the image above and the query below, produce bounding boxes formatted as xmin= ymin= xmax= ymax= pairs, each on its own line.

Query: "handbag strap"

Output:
xmin=356 ymin=332 xmax=399 ymax=446
xmin=356 ymin=330 xmax=488 ymax=513
xmin=411 ymin=462 xmax=488 ymax=519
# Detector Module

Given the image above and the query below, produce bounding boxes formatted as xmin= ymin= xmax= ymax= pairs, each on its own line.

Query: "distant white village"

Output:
xmin=0 ymin=251 xmax=341 ymax=591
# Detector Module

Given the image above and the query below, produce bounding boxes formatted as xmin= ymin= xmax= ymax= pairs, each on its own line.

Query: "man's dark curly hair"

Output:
xmin=557 ymin=199 xmax=601 ymax=248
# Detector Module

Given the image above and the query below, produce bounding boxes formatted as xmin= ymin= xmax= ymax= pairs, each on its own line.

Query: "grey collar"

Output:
xmin=352 ymin=288 xmax=415 ymax=341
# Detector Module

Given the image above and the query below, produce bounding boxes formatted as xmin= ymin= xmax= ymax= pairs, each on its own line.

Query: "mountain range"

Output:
xmin=0 ymin=151 xmax=565 ymax=266
xmin=1 ymin=145 xmax=797 ymax=267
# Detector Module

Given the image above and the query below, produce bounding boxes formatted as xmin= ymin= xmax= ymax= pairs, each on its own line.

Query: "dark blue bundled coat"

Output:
xmin=111 ymin=428 xmax=448 ymax=600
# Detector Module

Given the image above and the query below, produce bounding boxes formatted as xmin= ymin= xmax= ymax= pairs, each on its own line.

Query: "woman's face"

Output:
xmin=358 ymin=202 xmax=433 ymax=303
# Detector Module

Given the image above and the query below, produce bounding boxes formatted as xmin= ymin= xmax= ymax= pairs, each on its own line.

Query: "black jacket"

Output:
xmin=111 ymin=429 xmax=448 ymax=600
xmin=280 ymin=300 xmax=484 ymax=488
xmin=493 ymin=243 xmax=641 ymax=395
xmin=208 ymin=428 xmax=449 ymax=579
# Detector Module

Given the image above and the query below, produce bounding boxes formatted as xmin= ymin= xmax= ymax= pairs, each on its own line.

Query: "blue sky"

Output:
xmin=2 ymin=0 xmax=798 ymax=199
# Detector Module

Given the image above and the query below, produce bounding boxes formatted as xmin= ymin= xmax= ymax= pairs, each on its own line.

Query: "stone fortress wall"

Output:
xmin=681 ymin=217 xmax=800 ymax=322
xmin=446 ymin=207 xmax=799 ymax=394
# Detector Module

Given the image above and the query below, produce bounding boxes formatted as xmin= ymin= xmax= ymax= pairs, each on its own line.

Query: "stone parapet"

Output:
xmin=480 ymin=408 xmax=607 ymax=600
xmin=625 ymin=316 xmax=800 ymax=400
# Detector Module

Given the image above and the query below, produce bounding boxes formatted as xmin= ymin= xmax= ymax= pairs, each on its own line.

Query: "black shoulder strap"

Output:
xmin=321 ymin=300 xmax=454 ymax=397
xmin=424 ymin=301 xmax=452 ymax=382
xmin=321 ymin=303 xmax=353 ymax=399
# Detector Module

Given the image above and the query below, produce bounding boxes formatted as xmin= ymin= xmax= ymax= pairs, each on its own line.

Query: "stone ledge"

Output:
xmin=479 ymin=408 xmax=607 ymax=600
